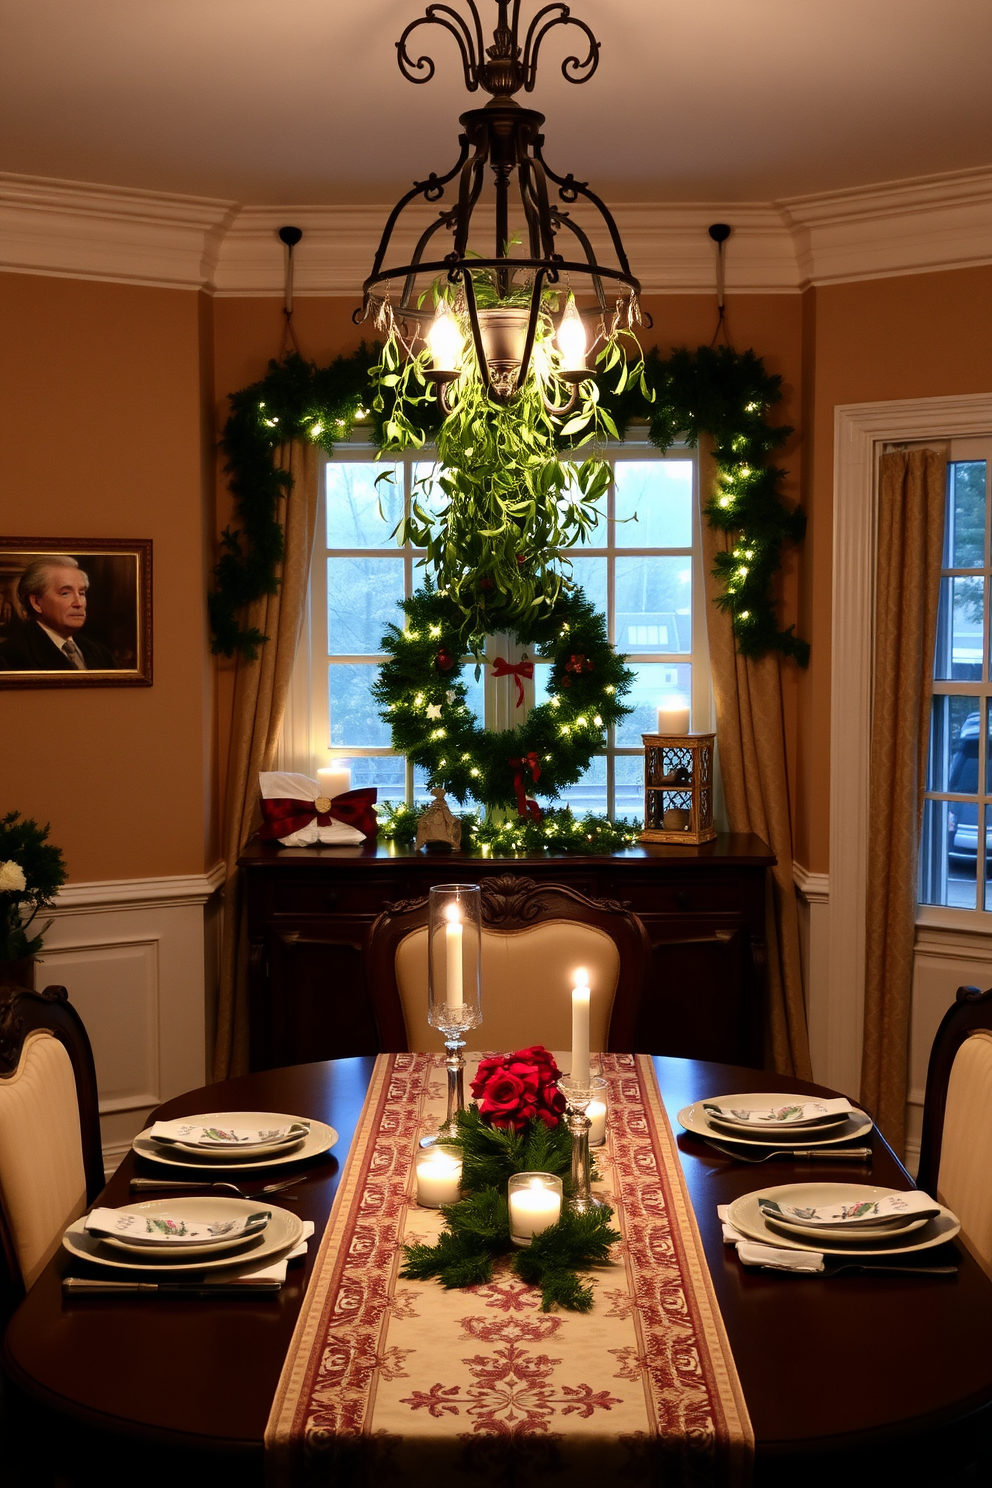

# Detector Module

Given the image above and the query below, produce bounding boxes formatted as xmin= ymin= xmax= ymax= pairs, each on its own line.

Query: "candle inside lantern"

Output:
xmin=657 ymin=696 xmax=690 ymax=734
xmin=416 ymin=1145 xmax=463 ymax=1208
xmin=508 ymin=1173 xmax=563 ymax=1246
xmin=588 ymin=1098 xmax=607 ymax=1147
xmin=445 ymin=901 xmax=464 ymax=1008
xmin=316 ymin=765 xmax=351 ymax=801
xmin=571 ymin=968 xmax=591 ymax=1088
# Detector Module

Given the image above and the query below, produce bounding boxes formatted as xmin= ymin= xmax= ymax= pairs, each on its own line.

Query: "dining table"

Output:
xmin=4 ymin=1053 xmax=992 ymax=1488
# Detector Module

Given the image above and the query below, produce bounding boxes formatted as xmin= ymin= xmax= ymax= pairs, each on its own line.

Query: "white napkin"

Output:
xmin=718 ymin=1204 xmax=824 ymax=1273
xmin=704 ymin=1097 xmax=854 ymax=1129
xmin=85 ymin=1206 xmax=271 ymax=1245
xmin=148 ymin=1119 xmax=307 ymax=1148
xmin=259 ymin=771 xmax=366 ymax=847
xmin=757 ymin=1190 xmax=939 ymax=1228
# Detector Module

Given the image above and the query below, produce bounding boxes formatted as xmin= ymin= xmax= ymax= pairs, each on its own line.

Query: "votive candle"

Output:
xmin=508 ymin=1173 xmax=563 ymax=1246
xmin=571 ymin=968 xmax=591 ymax=1088
xmin=416 ymin=1145 xmax=463 ymax=1208
xmin=587 ymin=1098 xmax=607 ymax=1146
xmin=656 ymin=701 xmax=690 ymax=734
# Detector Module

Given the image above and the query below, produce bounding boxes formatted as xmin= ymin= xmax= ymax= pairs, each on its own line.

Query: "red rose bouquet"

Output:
xmin=470 ymin=1045 xmax=567 ymax=1133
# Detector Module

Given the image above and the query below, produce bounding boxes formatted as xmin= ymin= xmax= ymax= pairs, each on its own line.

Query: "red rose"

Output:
xmin=471 ymin=1045 xmax=564 ymax=1131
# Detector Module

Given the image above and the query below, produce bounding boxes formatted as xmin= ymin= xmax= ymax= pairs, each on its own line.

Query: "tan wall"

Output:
xmin=0 ymin=273 xmax=217 ymax=883
xmin=795 ymin=265 xmax=992 ymax=873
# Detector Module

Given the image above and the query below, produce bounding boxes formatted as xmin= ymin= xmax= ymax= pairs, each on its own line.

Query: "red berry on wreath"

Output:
xmin=435 ymin=648 xmax=456 ymax=673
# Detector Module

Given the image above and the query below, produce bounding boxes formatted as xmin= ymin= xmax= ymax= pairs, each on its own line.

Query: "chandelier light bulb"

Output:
xmin=427 ymin=302 xmax=464 ymax=373
xmin=556 ymin=296 xmax=588 ymax=371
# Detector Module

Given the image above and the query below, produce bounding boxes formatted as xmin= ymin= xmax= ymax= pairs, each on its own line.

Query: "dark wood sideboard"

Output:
xmin=240 ymin=833 xmax=775 ymax=1072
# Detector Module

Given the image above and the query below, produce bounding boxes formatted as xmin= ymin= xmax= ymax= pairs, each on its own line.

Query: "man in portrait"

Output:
xmin=0 ymin=555 xmax=119 ymax=671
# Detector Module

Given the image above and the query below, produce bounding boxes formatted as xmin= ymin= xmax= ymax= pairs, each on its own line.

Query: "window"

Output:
xmin=919 ymin=436 xmax=992 ymax=910
xmin=286 ymin=439 xmax=712 ymax=817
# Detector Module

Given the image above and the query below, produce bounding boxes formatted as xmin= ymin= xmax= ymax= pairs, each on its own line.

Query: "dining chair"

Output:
xmin=916 ymin=983 xmax=992 ymax=1274
xmin=0 ymin=981 xmax=104 ymax=1316
xmin=364 ymin=873 xmax=651 ymax=1054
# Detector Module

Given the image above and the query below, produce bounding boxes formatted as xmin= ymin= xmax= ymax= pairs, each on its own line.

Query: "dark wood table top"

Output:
xmin=4 ymin=1056 xmax=992 ymax=1484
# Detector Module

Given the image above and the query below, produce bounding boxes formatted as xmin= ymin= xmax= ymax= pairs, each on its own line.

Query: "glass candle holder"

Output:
xmin=558 ymin=1075 xmax=608 ymax=1212
xmin=508 ymin=1172 xmax=563 ymax=1247
xmin=426 ymin=884 xmax=482 ymax=1141
xmin=415 ymin=1143 xmax=463 ymax=1208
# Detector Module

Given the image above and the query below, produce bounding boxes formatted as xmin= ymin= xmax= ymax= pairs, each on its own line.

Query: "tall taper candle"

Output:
xmin=445 ymin=902 xmax=464 ymax=1008
xmin=571 ymin=968 xmax=590 ymax=1088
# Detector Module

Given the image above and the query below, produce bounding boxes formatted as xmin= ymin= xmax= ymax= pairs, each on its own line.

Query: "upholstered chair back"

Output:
xmin=395 ymin=921 xmax=620 ymax=1053
xmin=935 ymin=1030 xmax=992 ymax=1271
xmin=0 ymin=983 xmax=104 ymax=1311
xmin=365 ymin=874 xmax=650 ymax=1056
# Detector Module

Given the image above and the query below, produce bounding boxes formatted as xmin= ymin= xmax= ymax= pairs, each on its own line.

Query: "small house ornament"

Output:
xmin=639 ymin=733 xmax=716 ymax=845
xmin=416 ymin=787 xmax=462 ymax=853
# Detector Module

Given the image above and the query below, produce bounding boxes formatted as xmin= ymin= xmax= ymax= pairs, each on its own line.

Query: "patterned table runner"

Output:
xmin=266 ymin=1053 xmax=753 ymax=1487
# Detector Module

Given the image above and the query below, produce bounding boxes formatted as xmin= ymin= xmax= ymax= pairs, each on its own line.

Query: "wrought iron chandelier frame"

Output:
xmin=357 ymin=0 xmax=643 ymax=407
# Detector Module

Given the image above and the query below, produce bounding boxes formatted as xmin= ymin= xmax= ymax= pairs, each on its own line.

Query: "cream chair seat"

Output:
xmin=0 ymin=982 xmax=104 ymax=1313
xmin=365 ymin=874 xmax=650 ymax=1056
xmin=917 ymin=984 xmax=992 ymax=1275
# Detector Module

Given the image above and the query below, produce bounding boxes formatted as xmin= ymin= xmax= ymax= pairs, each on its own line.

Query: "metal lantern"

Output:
xmin=639 ymin=733 xmax=716 ymax=846
xmin=357 ymin=0 xmax=644 ymax=408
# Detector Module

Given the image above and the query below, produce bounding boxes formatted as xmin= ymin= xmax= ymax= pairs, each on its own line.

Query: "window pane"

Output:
xmin=615 ymin=460 xmax=692 ymax=547
xmin=566 ymin=556 xmax=607 ymax=616
xmin=944 ymin=460 xmax=987 ymax=569
xmin=615 ymin=754 xmax=644 ymax=819
xmin=554 ymin=755 xmax=607 ymax=816
xmin=920 ymin=797 xmax=977 ymax=909
xmin=325 ymin=462 xmax=401 ymax=547
xmin=330 ymin=664 xmax=392 ymax=746
xmin=332 ymin=754 xmax=405 ymax=797
xmin=327 ymin=557 xmax=404 ymax=655
xmin=615 ymin=663 xmax=692 ymax=745
xmin=927 ymin=695 xmax=979 ymax=793
xmin=934 ymin=576 xmax=984 ymax=680
xmin=616 ymin=557 xmax=692 ymax=653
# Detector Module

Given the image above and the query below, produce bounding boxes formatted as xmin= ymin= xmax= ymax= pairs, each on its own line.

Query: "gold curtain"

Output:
xmin=213 ymin=441 xmax=319 ymax=1080
xmin=699 ymin=440 xmax=812 ymax=1078
xmin=861 ymin=448 xmax=945 ymax=1155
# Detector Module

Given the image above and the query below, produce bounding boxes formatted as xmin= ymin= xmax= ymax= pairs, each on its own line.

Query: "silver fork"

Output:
xmin=129 ymin=1176 xmax=301 ymax=1200
xmin=703 ymin=1139 xmax=873 ymax=1164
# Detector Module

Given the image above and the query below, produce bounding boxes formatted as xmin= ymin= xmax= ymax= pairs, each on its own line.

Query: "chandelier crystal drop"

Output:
xmin=357 ymin=0 xmax=643 ymax=408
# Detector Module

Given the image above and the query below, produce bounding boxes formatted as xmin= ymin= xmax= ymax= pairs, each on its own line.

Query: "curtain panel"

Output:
xmin=860 ymin=447 xmax=945 ymax=1156
xmin=214 ymin=441 xmax=319 ymax=1080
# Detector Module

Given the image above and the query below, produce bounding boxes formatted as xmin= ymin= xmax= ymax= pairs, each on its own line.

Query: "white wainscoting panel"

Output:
xmin=33 ymin=867 xmax=224 ymax=1169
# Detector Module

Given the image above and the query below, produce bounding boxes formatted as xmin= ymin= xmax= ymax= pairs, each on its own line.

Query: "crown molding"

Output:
xmin=1 ymin=168 xmax=989 ymax=296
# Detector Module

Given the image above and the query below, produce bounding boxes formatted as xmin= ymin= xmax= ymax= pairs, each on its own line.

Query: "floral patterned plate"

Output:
xmin=132 ymin=1112 xmax=337 ymax=1171
xmin=679 ymin=1095 xmax=873 ymax=1149
xmin=64 ymin=1198 xmax=305 ymax=1270
xmin=728 ymin=1184 xmax=960 ymax=1257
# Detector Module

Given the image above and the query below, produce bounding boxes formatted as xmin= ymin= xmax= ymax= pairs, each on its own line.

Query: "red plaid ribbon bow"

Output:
xmin=258 ymin=788 xmax=378 ymax=842
xmin=508 ymin=753 xmax=543 ymax=821
xmin=491 ymin=656 xmax=534 ymax=709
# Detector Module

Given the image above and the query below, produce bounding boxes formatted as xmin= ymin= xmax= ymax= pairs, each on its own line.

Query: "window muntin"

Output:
xmin=304 ymin=440 xmax=709 ymax=816
xmin=919 ymin=441 xmax=992 ymax=910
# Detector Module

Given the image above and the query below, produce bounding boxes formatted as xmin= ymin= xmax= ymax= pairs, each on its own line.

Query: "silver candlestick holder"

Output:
xmin=423 ymin=884 xmax=482 ymax=1145
xmin=558 ymin=1075 xmax=608 ymax=1213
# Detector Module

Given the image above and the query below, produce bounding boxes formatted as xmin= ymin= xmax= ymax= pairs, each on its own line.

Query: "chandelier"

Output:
xmin=358 ymin=0 xmax=642 ymax=409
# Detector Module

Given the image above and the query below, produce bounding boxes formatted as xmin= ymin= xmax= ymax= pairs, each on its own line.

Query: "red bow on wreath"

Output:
xmin=257 ymin=788 xmax=379 ymax=841
xmin=491 ymin=656 xmax=534 ymax=709
xmin=508 ymin=754 xmax=543 ymax=821
xmin=561 ymin=652 xmax=593 ymax=688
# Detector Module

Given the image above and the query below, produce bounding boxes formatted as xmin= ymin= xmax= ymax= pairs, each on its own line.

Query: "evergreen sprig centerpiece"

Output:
xmin=402 ymin=1046 xmax=620 ymax=1312
xmin=0 ymin=811 xmax=67 ymax=967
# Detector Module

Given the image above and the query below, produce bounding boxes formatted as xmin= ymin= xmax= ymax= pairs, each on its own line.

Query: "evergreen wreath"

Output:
xmin=211 ymin=345 xmax=807 ymax=665
xmin=372 ymin=585 xmax=634 ymax=813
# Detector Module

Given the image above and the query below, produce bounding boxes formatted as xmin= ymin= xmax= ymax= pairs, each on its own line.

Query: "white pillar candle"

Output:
xmin=657 ymin=703 xmax=690 ymax=734
xmin=571 ymin=968 xmax=590 ymax=1088
xmin=416 ymin=1146 xmax=463 ymax=1208
xmin=316 ymin=766 xmax=351 ymax=801
xmin=587 ymin=1098 xmax=607 ymax=1146
xmin=445 ymin=902 xmax=464 ymax=1008
xmin=508 ymin=1178 xmax=562 ymax=1243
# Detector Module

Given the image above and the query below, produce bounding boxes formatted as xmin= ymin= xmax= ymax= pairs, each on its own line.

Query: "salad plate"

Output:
xmin=727 ymin=1183 xmax=960 ymax=1258
xmin=679 ymin=1095 xmax=872 ymax=1149
xmin=85 ymin=1201 xmax=273 ymax=1256
xmin=132 ymin=1111 xmax=337 ymax=1171
xmin=147 ymin=1117 xmax=310 ymax=1159
xmin=64 ymin=1198 xmax=304 ymax=1271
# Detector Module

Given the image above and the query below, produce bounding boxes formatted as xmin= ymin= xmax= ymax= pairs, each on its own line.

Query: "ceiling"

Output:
xmin=1 ymin=0 xmax=990 ymax=206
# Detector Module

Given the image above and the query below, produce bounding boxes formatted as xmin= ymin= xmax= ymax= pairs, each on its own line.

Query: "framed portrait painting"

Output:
xmin=0 ymin=539 xmax=152 ymax=688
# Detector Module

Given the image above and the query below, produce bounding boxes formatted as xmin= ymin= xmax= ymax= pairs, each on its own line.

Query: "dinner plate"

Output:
xmin=678 ymin=1095 xmax=873 ymax=1149
xmin=88 ymin=1200 xmax=273 ymax=1257
xmin=132 ymin=1111 xmax=337 ymax=1172
xmin=64 ymin=1199 xmax=304 ymax=1271
xmin=728 ymin=1184 xmax=960 ymax=1258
